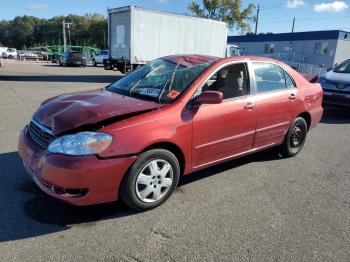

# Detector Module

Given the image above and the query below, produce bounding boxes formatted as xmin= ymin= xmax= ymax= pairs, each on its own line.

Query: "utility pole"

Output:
xmin=62 ymin=20 xmax=67 ymax=52
xmin=255 ymin=5 xmax=260 ymax=35
xmin=67 ymin=23 xmax=71 ymax=47
xmin=292 ymin=17 xmax=295 ymax=33
xmin=62 ymin=20 xmax=72 ymax=52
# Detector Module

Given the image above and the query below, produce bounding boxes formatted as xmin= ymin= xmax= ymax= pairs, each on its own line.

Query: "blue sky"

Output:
xmin=1 ymin=0 xmax=350 ymax=34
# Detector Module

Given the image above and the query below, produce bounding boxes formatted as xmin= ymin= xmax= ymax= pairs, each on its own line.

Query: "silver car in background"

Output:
xmin=318 ymin=59 xmax=350 ymax=108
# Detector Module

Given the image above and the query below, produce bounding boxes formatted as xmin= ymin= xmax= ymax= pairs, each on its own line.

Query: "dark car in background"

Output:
xmin=59 ymin=51 xmax=87 ymax=67
xmin=51 ymin=54 xmax=60 ymax=63
xmin=318 ymin=59 xmax=350 ymax=108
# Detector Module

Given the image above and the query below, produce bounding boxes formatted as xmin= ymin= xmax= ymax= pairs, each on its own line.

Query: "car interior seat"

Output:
xmin=215 ymin=67 xmax=247 ymax=99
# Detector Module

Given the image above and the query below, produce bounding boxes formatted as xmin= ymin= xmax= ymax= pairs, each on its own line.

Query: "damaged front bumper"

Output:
xmin=18 ymin=126 xmax=137 ymax=206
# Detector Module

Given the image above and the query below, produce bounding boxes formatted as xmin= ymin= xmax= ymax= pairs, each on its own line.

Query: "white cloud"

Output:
xmin=154 ymin=0 xmax=168 ymax=3
xmin=314 ymin=1 xmax=349 ymax=12
xmin=286 ymin=0 xmax=305 ymax=9
xmin=25 ymin=3 xmax=48 ymax=11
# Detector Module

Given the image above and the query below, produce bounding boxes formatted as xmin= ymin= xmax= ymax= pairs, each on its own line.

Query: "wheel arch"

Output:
xmin=297 ymin=112 xmax=311 ymax=131
xmin=141 ymin=142 xmax=186 ymax=176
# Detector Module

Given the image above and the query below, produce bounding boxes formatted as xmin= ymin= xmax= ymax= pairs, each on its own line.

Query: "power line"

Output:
xmin=263 ymin=15 xmax=350 ymax=24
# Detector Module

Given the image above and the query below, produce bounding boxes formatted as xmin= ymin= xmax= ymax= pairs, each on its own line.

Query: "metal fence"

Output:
xmin=287 ymin=62 xmax=327 ymax=76
xmin=248 ymin=52 xmax=327 ymax=76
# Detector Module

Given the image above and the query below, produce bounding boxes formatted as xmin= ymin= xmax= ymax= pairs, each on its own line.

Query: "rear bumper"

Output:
xmin=323 ymin=91 xmax=350 ymax=108
xmin=66 ymin=60 xmax=87 ymax=66
xmin=18 ymin=126 xmax=137 ymax=206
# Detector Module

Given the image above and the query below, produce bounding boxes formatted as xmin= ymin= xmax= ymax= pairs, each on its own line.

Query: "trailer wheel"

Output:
xmin=117 ymin=65 xmax=126 ymax=74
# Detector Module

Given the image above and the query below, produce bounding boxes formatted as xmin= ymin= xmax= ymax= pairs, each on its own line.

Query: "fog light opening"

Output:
xmin=51 ymin=186 xmax=88 ymax=198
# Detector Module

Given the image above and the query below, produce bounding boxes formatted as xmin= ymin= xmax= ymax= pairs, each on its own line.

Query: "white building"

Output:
xmin=228 ymin=30 xmax=350 ymax=68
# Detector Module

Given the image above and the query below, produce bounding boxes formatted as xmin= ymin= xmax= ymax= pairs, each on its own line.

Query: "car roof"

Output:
xmin=162 ymin=54 xmax=220 ymax=67
xmin=161 ymin=54 xmax=287 ymax=68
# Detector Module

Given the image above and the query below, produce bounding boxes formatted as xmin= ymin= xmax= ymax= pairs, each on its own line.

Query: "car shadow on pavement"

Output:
xmin=0 ymin=75 xmax=122 ymax=83
xmin=321 ymin=107 xmax=350 ymax=124
xmin=0 ymin=148 xmax=281 ymax=243
xmin=0 ymin=151 xmax=134 ymax=243
xmin=179 ymin=148 xmax=280 ymax=187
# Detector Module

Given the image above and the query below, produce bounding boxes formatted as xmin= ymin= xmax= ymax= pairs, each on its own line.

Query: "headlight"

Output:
xmin=317 ymin=78 xmax=336 ymax=89
xmin=48 ymin=132 xmax=113 ymax=156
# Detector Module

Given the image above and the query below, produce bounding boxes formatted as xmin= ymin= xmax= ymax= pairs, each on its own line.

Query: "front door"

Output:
xmin=191 ymin=62 xmax=258 ymax=169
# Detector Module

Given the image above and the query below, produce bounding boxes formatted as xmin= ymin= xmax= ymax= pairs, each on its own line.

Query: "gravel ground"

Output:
xmin=0 ymin=62 xmax=349 ymax=262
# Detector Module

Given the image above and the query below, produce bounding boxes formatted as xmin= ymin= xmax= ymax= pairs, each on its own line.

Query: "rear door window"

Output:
xmin=253 ymin=62 xmax=291 ymax=93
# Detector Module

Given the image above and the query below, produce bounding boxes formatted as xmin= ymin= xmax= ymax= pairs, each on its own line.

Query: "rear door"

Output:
xmin=251 ymin=62 xmax=299 ymax=148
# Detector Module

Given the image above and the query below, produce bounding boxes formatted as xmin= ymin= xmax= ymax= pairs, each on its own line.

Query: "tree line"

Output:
xmin=0 ymin=14 xmax=107 ymax=50
xmin=0 ymin=1 xmax=255 ymax=50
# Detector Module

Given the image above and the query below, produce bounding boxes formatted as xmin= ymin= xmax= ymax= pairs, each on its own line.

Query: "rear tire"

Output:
xmin=280 ymin=117 xmax=308 ymax=157
xmin=120 ymin=149 xmax=180 ymax=211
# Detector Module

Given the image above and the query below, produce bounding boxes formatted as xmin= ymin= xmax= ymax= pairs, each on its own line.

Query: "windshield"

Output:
xmin=107 ymin=58 xmax=211 ymax=104
xmin=334 ymin=59 xmax=350 ymax=74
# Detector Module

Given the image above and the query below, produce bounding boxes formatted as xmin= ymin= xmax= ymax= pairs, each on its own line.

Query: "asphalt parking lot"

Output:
xmin=0 ymin=61 xmax=349 ymax=261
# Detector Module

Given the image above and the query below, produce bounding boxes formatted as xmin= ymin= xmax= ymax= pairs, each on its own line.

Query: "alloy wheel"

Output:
xmin=135 ymin=159 xmax=173 ymax=203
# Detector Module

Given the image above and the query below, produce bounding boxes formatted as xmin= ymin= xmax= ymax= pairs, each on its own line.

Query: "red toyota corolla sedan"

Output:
xmin=18 ymin=55 xmax=323 ymax=211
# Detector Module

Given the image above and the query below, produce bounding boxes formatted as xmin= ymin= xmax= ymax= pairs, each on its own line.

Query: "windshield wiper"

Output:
xmin=129 ymin=92 xmax=158 ymax=102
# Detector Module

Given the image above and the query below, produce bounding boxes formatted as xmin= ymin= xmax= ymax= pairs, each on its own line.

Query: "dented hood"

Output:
xmin=33 ymin=88 xmax=162 ymax=134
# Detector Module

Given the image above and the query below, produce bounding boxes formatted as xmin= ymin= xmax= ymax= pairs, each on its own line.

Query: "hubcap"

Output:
xmin=290 ymin=125 xmax=303 ymax=149
xmin=135 ymin=159 xmax=173 ymax=203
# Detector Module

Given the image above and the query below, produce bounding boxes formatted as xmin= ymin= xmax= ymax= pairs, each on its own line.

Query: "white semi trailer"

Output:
xmin=105 ymin=6 xmax=238 ymax=73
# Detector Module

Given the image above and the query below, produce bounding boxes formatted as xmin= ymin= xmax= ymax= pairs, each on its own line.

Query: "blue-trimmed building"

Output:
xmin=228 ymin=30 xmax=350 ymax=68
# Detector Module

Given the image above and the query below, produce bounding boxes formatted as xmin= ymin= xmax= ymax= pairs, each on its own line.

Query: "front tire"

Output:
xmin=120 ymin=149 xmax=180 ymax=211
xmin=280 ymin=117 xmax=308 ymax=157
xmin=92 ymin=59 xmax=97 ymax=67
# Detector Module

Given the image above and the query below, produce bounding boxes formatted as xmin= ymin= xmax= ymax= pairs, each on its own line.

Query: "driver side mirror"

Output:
xmin=195 ymin=91 xmax=223 ymax=105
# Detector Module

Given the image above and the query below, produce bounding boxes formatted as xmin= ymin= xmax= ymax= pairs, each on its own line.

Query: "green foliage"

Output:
xmin=0 ymin=13 xmax=107 ymax=49
xmin=188 ymin=0 xmax=255 ymax=31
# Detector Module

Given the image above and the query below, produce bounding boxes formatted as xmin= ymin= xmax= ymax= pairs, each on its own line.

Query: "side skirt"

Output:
xmin=191 ymin=142 xmax=277 ymax=170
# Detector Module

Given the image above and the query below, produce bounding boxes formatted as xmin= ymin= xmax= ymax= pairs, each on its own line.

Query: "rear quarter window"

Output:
xmin=285 ymin=71 xmax=296 ymax=89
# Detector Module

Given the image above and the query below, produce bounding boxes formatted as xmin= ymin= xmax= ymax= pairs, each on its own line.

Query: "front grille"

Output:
xmin=29 ymin=120 xmax=54 ymax=148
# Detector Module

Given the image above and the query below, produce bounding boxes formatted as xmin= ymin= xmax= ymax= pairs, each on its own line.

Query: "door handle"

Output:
xmin=289 ymin=93 xmax=296 ymax=100
xmin=244 ymin=101 xmax=255 ymax=110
